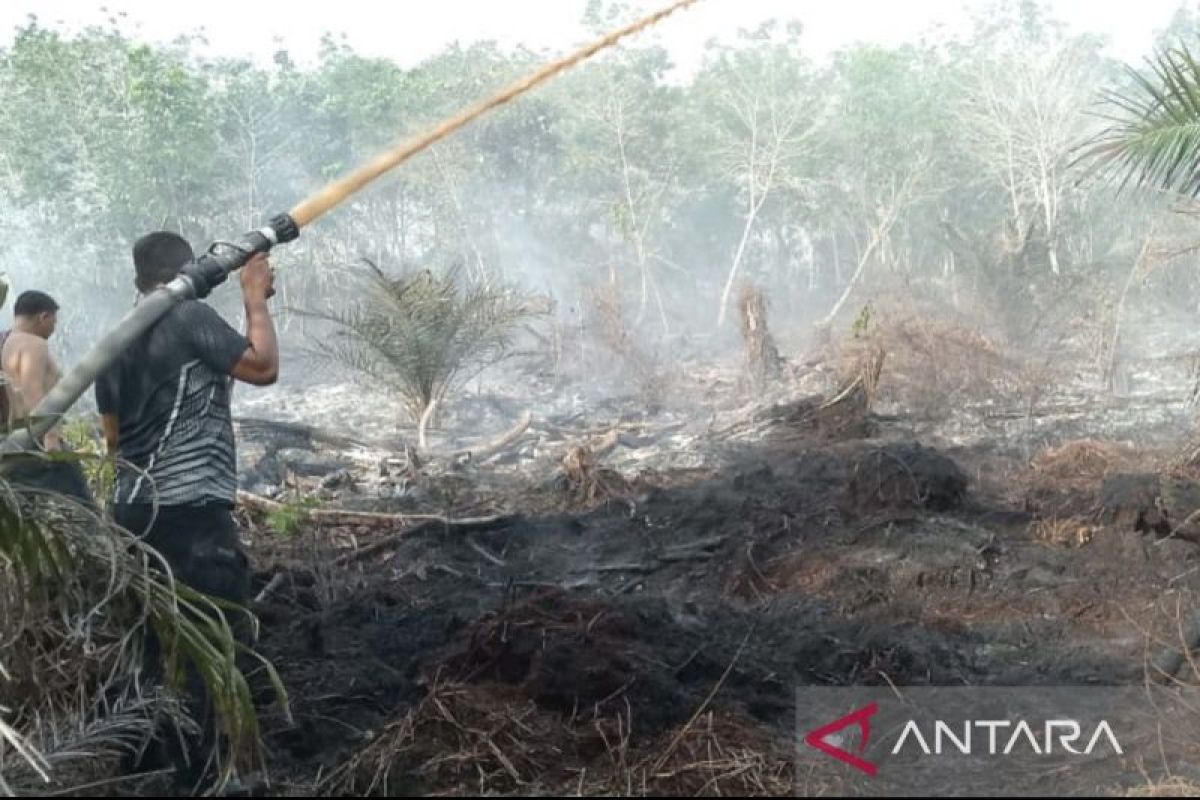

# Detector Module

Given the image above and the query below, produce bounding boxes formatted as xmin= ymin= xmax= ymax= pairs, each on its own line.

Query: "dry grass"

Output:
xmin=1167 ymin=433 xmax=1200 ymax=480
xmin=321 ymin=681 xmax=793 ymax=797
xmin=587 ymin=283 xmax=670 ymax=407
xmin=559 ymin=441 xmax=631 ymax=508
xmin=833 ymin=343 xmax=885 ymax=412
xmin=1031 ymin=516 xmax=1097 ymax=548
xmin=887 ymin=316 xmax=1027 ymax=408
xmin=750 ymin=553 xmax=842 ymax=600
xmin=826 ymin=305 xmax=1038 ymax=416
xmin=1032 ymin=439 xmax=1132 ymax=484
xmin=1125 ymin=778 xmax=1200 ymax=797
xmin=322 ymin=588 xmax=792 ymax=796
xmin=722 ymin=543 xmax=781 ymax=603
xmin=320 ymin=681 xmax=598 ymax=796
xmin=578 ymin=710 xmax=794 ymax=796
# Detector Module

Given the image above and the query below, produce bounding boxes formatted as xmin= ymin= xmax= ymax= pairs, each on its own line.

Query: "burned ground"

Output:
xmin=229 ymin=367 xmax=1194 ymax=795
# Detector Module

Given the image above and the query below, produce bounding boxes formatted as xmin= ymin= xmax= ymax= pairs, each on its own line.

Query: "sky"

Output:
xmin=0 ymin=0 xmax=1194 ymax=73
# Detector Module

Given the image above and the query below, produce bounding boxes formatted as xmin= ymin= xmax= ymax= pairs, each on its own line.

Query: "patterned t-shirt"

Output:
xmin=95 ymin=300 xmax=249 ymax=506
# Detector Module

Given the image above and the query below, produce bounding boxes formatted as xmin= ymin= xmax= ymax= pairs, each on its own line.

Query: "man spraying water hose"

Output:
xmin=97 ymin=233 xmax=279 ymax=792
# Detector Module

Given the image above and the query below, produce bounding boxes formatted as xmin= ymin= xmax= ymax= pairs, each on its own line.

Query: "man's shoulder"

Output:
xmin=4 ymin=330 xmax=42 ymax=345
xmin=160 ymin=299 xmax=226 ymax=330
xmin=171 ymin=298 xmax=226 ymax=320
xmin=169 ymin=298 xmax=207 ymax=316
xmin=2 ymin=331 xmax=48 ymax=356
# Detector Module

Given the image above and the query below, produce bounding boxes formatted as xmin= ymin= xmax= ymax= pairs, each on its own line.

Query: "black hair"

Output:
xmin=14 ymin=290 xmax=59 ymax=317
xmin=133 ymin=231 xmax=194 ymax=292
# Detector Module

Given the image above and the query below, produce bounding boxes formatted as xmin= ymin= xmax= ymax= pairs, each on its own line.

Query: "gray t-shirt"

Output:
xmin=95 ymin=300 xmax=249 ymax=506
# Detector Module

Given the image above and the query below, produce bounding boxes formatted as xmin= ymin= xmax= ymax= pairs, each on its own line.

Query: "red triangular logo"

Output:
xmin=804 ymin=702 xmax=879 ymax=777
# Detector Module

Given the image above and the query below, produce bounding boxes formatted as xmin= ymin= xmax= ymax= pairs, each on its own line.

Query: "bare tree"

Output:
xmin=710 ymin=56 xmax=813 ymax=327
xmin=817 ymin=152 xmax=931 ymax=328
xmin=575 ymin=57 xmax=678 ymax=333
xmin=957 ymin=40 xmax=1100 ymax=276
xmin=809 ymin=44 xmax=938 ymax=329
xmin=602 ymin=89 xmax=674 ymax=329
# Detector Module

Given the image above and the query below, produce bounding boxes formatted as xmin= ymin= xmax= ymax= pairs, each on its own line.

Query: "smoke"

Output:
xmin=0 ymin=204 xmax=129 ymax=366
xmin=8 ymin=9 xmax=1200 ymax=436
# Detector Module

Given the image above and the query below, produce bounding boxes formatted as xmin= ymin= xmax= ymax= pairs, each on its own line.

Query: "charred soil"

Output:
xmin=238 ymin=385 xmax=1186 ymax=795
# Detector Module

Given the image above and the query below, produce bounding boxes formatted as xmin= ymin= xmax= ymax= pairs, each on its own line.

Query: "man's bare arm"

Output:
xmin=230 ymin=299 xmax=278 ymax=385
xmin=229 ymin=254 xmax=279 ymax=386
xmin=42 ymin=351 xmax=63 ymax=450
xmin=100 ymin=414 xmax=119 ymax=455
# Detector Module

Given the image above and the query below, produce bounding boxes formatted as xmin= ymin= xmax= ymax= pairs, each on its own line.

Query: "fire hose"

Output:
xmin=0 ymin=0 xmax=700 ymax=454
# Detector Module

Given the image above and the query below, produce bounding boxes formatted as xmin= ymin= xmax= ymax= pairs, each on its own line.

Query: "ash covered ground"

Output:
xmin=213 ymin=309 xmax=1200 ymax=796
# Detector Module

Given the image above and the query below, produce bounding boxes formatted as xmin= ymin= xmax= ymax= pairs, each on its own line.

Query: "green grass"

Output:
xmin=266 ymin=495 xmax=321 ymax=537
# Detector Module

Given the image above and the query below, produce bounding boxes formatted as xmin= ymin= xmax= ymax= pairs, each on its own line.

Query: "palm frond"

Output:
xmin=1083 ymin=44 xmax=1200 ymax=197
xmin=0 ymin=468 xmax=288 ymax=793
xmin=0 ymin=711 xmax=49 ymax=795
xmin=0 ymin=693 xmax=177 ymax=793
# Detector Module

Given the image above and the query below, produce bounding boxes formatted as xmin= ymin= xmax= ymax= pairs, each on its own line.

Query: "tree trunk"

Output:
xmin=717 ymin=195 xmax=764 ymax=328
xmin=818 ymin=212 xmax=894 ymax=329
xmin=1104 ymin=234 xmax=1153 ymax=393
xmin=417 ymin=398 xmax=439 ymax=453
xmin=832 ymin=233 xmax=842 ymax=284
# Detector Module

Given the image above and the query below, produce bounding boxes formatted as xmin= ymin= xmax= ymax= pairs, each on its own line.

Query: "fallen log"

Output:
xmin=234 ymin=416 xmax=369 ymax=452
xmin=466 ymin=535 xmax=507 ymax=566
xmin=334 ymin=514 xmax=511 ymax=566
xmin=237 ymin=489 xmax=468 ymax=528
xmin=253 ymin=572 xmax=285 ymax=604
xmin=584 ymin=429 xmax=621 ymax=459
xmin=560 ymin=429 xmax=621 ymax=477
xmin=539 ymin=418 xmax=649 ymax=439
xmin=452 ymin=411 xmax=533 ymax=464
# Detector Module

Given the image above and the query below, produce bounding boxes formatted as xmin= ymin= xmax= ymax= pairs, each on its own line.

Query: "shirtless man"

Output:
xmin=1 ymin=290 xmax=89 ymax=502
xmin=2 ymin=290 xmax=63 ymax=450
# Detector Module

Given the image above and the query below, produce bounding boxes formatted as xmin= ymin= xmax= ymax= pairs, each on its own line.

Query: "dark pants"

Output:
xmin=114 ymin=503 xmax=250 ymax=794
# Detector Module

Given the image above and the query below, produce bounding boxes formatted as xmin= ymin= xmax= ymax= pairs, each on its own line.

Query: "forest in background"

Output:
xmin=3 ymin=0 xmax=1200 ymax=385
